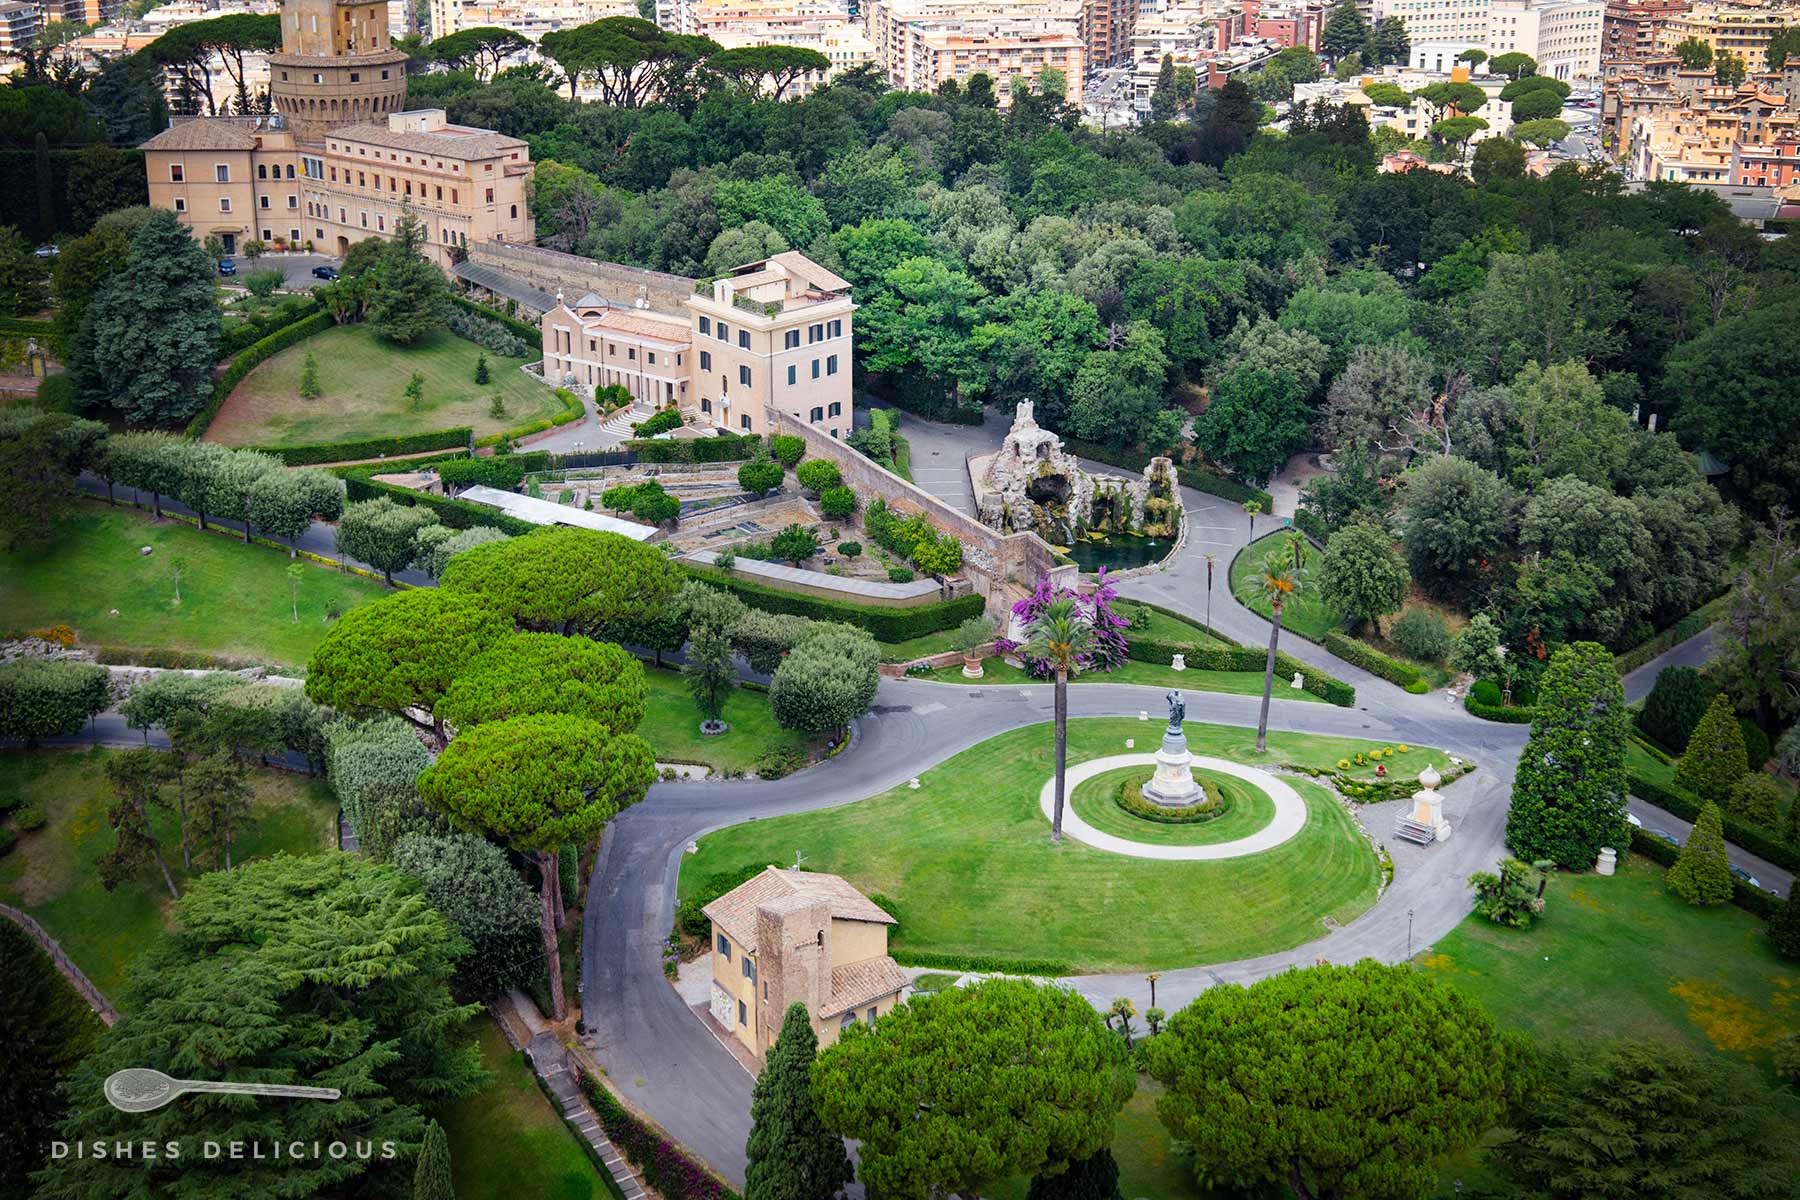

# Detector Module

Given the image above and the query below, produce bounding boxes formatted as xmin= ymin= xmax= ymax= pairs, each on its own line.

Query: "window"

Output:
xmin=435 ymin=186 xmax=442 ymax=201
xmin=173 ymin=197 xmax=186 ymax=212
xmin=865 ymin=1007 xmax=877 ymax=1024
xmin=826 ymin=354 xmax=838 ymax=376
xmin=260 ymin=195 xmax=270 ymax=209
xmin=717 ymin=323 xmax=730 ymax=342
xmin=377 ymin=214 xmax=385 ymax=231
xmin=701 ymin=398 xmax=711 ymax=414
xmin=716 ymin=933 xmax=730 ymax=960
xmin=699 ymin=316 xmax=711 ymax=335
xmin=700 ymin=350 xmax=711 ymax=371
xmin=510 ymin=204 xmax=518 ymax=219
xmin=647 ymin=352 xmax=656 ymax=365
xmin=215 ymin=164 xmax=230 ymax=183
xmin=170 ymin=164 xmax=183 ymax=182
xmin=828 ymin=401 xmax=841 ymax=417
xmin=784 ymin=329 xmax=799 ymax=349
xmin=738 ymin=365 xmax=751 ymax=386
xmin=810 ymin=406 xmax=824 ymax=422
xmin=360 ymin=211 xmax=368 ymax=227
xmin=808 ymin=323 xmax=823 ymax=343
xmin=261 ymin=227 xmax=272 ymax=240
xmin=287 ymin=195 xmax=297 ymax=209
xmin=738 ymin=1000 xmax=747 ymax=1027
xmin=787 ymin=365 xmax=796 ymax=385
xmin=349 ymin=71 xmax=360 ymax=82
xmin=381 ymin=69 xmax=390 ymax=79
xmin=628 ymin=348 xmax=636 ymax=361
xmin=740 ymin=414 xmax=751 ymax=431
xmin=831 ymin=319 xmax=843 ymax=338
xmin=312 ymin=73 xmax=322 ymax=84
xmin=258 ymin=164 xmax=268 ymax=180
xmin=841 ymin=1013 xmax=856 ymax=1031
xmin=451 ymin=189 xmax=458 ymax=204
xmin=484 ymin=188 xmax=494 ymax=203
xmin=738 ymin=330 xmax=749 ymax=349
xmin=812 ymin=359 xmax=820 ymax=379
xmin=290 ymin=229 xmax=300 ymax=242
xmin=219 ymin=197 xmax=231 ymax=212
xmin=741 ymin=957 xmax=756 ymax=982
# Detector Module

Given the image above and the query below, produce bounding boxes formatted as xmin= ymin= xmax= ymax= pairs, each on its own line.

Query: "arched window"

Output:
xmin=509 ymin=204 xmax=518 ymax=219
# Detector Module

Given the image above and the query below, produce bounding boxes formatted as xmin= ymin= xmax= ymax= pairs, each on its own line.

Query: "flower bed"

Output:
xmin=1114 ymin=768 xmax=1232 ymax=824
xmin=576 ymin=1068 xmax=740 ymax=1200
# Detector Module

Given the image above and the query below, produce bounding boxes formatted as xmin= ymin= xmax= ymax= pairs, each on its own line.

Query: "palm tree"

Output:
xmin=1254 ymin=563 xmax=1301 ymax=753
xmin=1022 ymin=596 xmax=1096 ymax=844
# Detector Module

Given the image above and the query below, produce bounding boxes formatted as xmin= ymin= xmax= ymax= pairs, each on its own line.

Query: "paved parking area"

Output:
xmin=232 ymin=253 xmax=341 ymax=289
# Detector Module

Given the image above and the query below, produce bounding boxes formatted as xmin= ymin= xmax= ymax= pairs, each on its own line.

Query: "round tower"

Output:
xmin=269 ymin=0 xmax=409 ymax=144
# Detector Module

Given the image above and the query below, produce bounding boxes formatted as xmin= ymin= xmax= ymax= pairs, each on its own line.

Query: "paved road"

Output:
xmin=1622 ymin=625 xmax=1715 ymax=704
xmin=888 ymin=406 xmax=1005 ymax=517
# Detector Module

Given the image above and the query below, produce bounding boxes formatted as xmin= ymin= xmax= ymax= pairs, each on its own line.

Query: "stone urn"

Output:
xmin=1170 ymin=653 xmax=1186 ymax=672
xmin=961 ymin=650 xmax=985 ymax=679
xmin=1595 ymin=847 xmax=1617 ymax=876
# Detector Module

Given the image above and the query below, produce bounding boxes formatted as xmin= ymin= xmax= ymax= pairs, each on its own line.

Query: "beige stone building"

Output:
xmin=540 ymin=250 xmax=856 ymax=439
xmin=140 ymin=0 xmax=532 ymax=266
xmin=869 ymin=0 xmax=1087 ymax=105
xmin=702 ymin=867 xmax=908 ymax=1059
xmin=1656 ymin=2 xmax=1800 ymax=73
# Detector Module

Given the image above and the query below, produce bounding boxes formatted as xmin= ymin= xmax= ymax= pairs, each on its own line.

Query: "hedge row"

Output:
xmin=1323 ymin=632 xmax=1425 ymax=688
xmin=1627 ymin=770 xmax=1800 ymax=873
xmin=576 ymin=1069 xmax=740 ymax=1200
xmin=448 ymin=293 xmax=542 ymax=345
xmin=473 ymin=387 xmax=584 ymax=448
xmin=1293 ymin=507 xmax=1330 ymax=544
xmin=683 ymin=564 xmax=984 ymax=643
xmin=1613 ymin=592 xmax=1732 ymax=677
xmin=1056 ymin=436 xmax=1275 ymax=509
xmin=185 ymin=310 xmax=334 ymax=439
xmin=218 ymin=296 xmax=323 ymax=357
xmin=255 ymin=426 xmax=472 ymax=466
xmin=340 ymin=466 xmax=537 ymax=535
xmin=1123 ymin=632 xmax=1356 ymax=706
xmin=627 ymin=433 xmax=761 ymax=463
xmin=0 ymin=317 xmax=54 ymax=338
xmin=889 ymin=948 xmax=1074 ymax=976
xmin=1628 ymin=828 xmax=1785 ymax=921
xmin=1463 ymin=694 xmax=1537 ymax=723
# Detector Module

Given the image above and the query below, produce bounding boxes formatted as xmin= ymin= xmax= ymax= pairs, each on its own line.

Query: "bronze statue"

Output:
xmin=1165 ymin=689 xmax=1185 ymax=732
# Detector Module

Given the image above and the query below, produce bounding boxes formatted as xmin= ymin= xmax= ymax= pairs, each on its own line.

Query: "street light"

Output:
xmin=1205 ymin=553 xmax=1216 ymax=632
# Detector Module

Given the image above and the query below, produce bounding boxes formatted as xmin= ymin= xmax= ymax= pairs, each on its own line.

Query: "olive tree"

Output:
xmin=1316 ymin=519 xmax=1409 ymax=634
xmin=770 ymin=624 xmax=880 ymax=737
xmin=334 ymin=496 xmax=436 ymax=585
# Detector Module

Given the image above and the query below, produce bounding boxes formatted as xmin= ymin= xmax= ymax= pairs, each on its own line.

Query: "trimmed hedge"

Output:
xmin=1123 ymin=631 xmax=1356 ymax=707
xmin=1464 ymin=694 xmax=1536 ymax=723
xmin=1323 ymin=632 xmax=1424 ymax=688
xmin=256 ymin=426 xmax=472 ymax=466
xmin=448 ymin=293 xmax=542 ymax=346
xmin=339 ymin=465 xmax=536 ymax=534
xmin=576 ymin=1069 xmax=741 ymax=1200
xmin=1613 ymin=592 xmax=1732 ymax=677
xmin=0 ymin=317 xmax=54 ymax=338
xmin=683 ymin=564 xmax=984 ymax=642
xmin=185 ymin=309 xmax=334 ymax=439
xmin=889 ymin=948 xmax=1073 ymax=976
xmin=1628 ymin=770 xmax=1800 ymax=873
xmin=627 ymin=433 xmax=761 ymax=463
xmin=1629 ymin=829 xmax=1784 ymax=920
xmin=1129 ymin=598 xmax=1241 ymax=646
xmin=218 ymin=295 xmax=324 ymax=357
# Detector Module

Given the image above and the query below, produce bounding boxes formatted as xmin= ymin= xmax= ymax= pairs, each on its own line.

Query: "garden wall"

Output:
xmin=764 ymin=408 xmax=1064 ymax=611
xmin=468 ymin=242 xmax=698 ymax=318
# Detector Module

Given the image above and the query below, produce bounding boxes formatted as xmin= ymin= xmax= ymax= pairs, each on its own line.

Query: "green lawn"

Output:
xmin=677 ymin=719 xmax=1452 ymax=972
xmin=639 ymin=664 xmax=809 ymax=775
xmin=1231 ymin=533 xmax=1341 ymax=641
xmin=438 ymin=1020 xmax=607 ymax=1200
xmin=1068 ymin=766 xmax=1275 ymax=846
xmin=923 ymin=655 xmax=1325 ymax=700
xmin=208 ymin=323 xmax=560 ymax=448
xmin=0 ymin=747 xmax=337 ymax=995
xmin=0 ymin=504 xmax=390 ymax=666
xmin=1123 ymin=605 xmax=1227 ymax=647
xmin=1420 ymin=854 xmax=1799 ymax=1076
xmin=988 ymin=1078 xmax=1205 ymax=1200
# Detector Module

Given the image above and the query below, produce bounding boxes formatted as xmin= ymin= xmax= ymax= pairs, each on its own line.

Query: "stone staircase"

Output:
xmin=1392 ymin=816 xmax=1439 ymax=846
xmin=601 ymin=404 xmax=658 ymax=438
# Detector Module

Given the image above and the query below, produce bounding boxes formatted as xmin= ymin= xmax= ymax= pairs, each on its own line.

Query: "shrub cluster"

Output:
xmin=863 ymin=497 xmax=965 ymax=577
xmin=445 ymin=305 xmax=530 ymax=358
xmin=1115 ymin=770 xmax=1231 ymax=824
xmin=1389 ymin=609 xmax=1451 ymax=662
xmin=577 ymin=1069 xmax=741 ymax=1200
xmin=1322 ymin=632 xmax=1424 ymax=688
xmin=340 ymin=466 xmax=537 ymax=535
xmin=447 ymin=294 xmax=540 ymax=346
xmin=218 ymin=295 xmax=322 ymax=357
xmin=1124 ymin=631 xmax=1357 ymax=706
xmin=633 ymin=408 xmax=683 ymax=437
xmin=628 ymin=433 xmax=762 ymax=463
xmin=681 ymin=563 xmax=984 ymax=642
xmin=1627 ymin=767 xmax=1799 ymax=874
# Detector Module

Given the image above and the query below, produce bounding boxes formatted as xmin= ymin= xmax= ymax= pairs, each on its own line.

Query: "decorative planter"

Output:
xmin=699 ymin=719 xmax=729 ymax=737
xmin=961 ymin=651 xmax=985 ymax=679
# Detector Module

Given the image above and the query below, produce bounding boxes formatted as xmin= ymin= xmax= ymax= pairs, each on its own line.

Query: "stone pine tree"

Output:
xmin=1321 ymin=0 xmax=1369 ymax=59
xmin=1665 ymin=800 xmax=1733 ymax=906
xmin=414 ymin=1119 xmax=454 ymax=1200
xmin=1675 ymin=693 xmax=1748 ymax=804
xmin=1505 ymin=641 xmax=1631 ymax=870
xmin=85 ymin=209 xmax=221 ymax=426
xmin=744 ymin=1003 xmax=853 ymax=1200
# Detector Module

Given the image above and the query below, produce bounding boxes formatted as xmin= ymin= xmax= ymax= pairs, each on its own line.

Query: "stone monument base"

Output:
xmin=1140 ymin=730 xmax=1206 ymax=808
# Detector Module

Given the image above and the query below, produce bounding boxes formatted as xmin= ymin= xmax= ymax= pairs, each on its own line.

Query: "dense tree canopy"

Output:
xmin=440 ymin=526 xmax=682 ymax=635
xmin=304 ymin=589 xmax=511 ymax=727
xmin=434 ymin=631 xmax=647 ymax=735
xmin=1505 ymin=642 xmax=1631 ymax=870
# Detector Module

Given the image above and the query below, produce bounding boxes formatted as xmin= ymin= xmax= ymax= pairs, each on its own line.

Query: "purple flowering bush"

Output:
xmin=993 ymin=569 xmax=1131 ymax=679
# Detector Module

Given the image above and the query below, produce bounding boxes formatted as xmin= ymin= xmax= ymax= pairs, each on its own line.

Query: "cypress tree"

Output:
xmin=1664 ymin=801 xmax=1733 ymax=906
xmin=85 ymin=210 xmax=221 ymax=426
xmin=1675 ymin=693 xmax=1748 ymax=804
xmin=1636 ymin=666 xmax=1717 ymax=753
xmin=414 ymin=1119 xmax=454 ymax=1200
xmin=1504 ymin=642 xmax=1631 ymax=870
xmin=745 ymin=1003 xmax=852 ymax=1200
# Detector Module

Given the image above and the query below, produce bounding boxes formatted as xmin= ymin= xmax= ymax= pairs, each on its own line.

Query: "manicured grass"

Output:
xmin=438 ymin=1020 xmax=607 ymax=1200
xmin=638 ymin=665 xmax=809 ymax=775
xmin=0 ymin=747 xmax=337 ymax=995
xmin=1231 ymin=532 xmax=1341 ymax=641
xmin=987 ymin=1078 xmax=1205 ymax=1200
xmin=1068 ymin=766 xmax=1275 ymax=846
xmin=208 ymin=323 xmax=560 ymax=447
xmin=0 ymin=504 xmax=389 ymax=666
xmin=1122 ymin=605 xmax=1227 ymax=646
xmin=678 ymin=719 xmax=1438 ymax=972
xmin=1420 ymin=854 xmax=1800 ymax=1076
xmin=924 ymin=655 xmax=1326 ymax=701
xmin=878 ymin=626 xmax=965 ymax=662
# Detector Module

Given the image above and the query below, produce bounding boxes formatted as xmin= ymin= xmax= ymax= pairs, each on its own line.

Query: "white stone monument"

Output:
xmin=1170 ymin=653 xmax=1186 ymax=672
xmin=1595 ymin=847 xmax=1617 ymax=876
xmin=1141 ymin=690 xmax=1206 ymax=808
xmin=1409 ymin=764 xmax=1452 ymax=842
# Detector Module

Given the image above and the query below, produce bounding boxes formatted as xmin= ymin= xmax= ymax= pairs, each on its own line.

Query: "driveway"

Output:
xmin=247 ymin=253 xmax=342 ymax=290
xmin=887 ymin=406 xmax=1006 ymax=517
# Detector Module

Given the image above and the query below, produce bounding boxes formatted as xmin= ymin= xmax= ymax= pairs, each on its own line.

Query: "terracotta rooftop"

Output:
xmin=141 ymin=120 xmax=262 ymax=152
xmin=819 ymin=958 xmax=911 ymax=1018
xmin=328 ymin=122 xmax=527 ymax=159
xmin=585 ymin=308 xmax=692 ymax=345
xmin=702 ymin=866 xmax=895 ymax=951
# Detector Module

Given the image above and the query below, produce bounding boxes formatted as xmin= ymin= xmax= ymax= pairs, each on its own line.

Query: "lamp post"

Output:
xmin=1205 ymin=553 xmax=1216 ymax=632
xmin=1406 ymin=907 xmax=1414 ymax=961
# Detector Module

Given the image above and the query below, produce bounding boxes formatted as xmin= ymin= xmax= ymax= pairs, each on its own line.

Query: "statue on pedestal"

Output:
xmin=1164 ymin=689 xmax=1185 ymax=732
xmin=1142 ymin=690 xmax=1206 ymax=808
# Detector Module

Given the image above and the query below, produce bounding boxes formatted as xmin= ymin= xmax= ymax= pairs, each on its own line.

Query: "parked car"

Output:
xmin=1645 ymin=826 xmax=1682 ymax=846
xmin=1730 ymin=865 xmax=1762 ymax=889
xmin=33 ymin=243 xmax=58 ymax=258
xmin=312 ymin=264 xmax=338 ymax=280
xmin=218 ymin=258 xmax=237 ymax=276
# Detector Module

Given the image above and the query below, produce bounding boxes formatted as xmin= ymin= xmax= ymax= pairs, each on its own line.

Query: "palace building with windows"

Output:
xmin=140 ymin=0 xmax=531 ymax=264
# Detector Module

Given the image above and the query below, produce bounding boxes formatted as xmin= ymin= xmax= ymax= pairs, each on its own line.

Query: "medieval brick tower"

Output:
xmin=268 ymin=0 xmax=409 ymax=143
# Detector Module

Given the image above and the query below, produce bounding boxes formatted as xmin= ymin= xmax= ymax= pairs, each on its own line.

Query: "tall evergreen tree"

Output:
xmin=413 ymin=1119 xmax=454 ymax=1200
xmin=364 ymin=205 xmax=446 ymax=345
xmin=0 ymin=923 xmax=101 ymax=1200
xmin=744 ymin=1003 xmax=852 ymax=1200
xmin=84 ymin=210 xmax=221 ymax=425
xmin=1321 ymin=0 xmax=1370 ymax=59
xmin=1149 ymin=54 xmax=1181 ymax=121
xmin=1505 ymin=642 xmax=1631 ymax=870
xmin=1675 ymin=693 xmax=1749 ymax=803
xmin=1665 ymin=801 xmax=1733 ymax=905
xmin=1370 ymin=16 xmax=1410 ymax=66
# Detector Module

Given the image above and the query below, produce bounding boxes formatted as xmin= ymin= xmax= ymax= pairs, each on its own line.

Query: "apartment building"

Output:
xmin=542 ymin=251 xmax=856 ymax=439
xmin=427 ymin=0 xmax=635 ymax=39
xmin=0 ymin=1 xmax=39 ymax=52
xmin=142 ymin=0 xmax=532 ymax=266
xmin=1733 ymin=132 xmax=1800 ymax=191
xmin=870 ymin=0 xmax=1087 ymax=104
xmin=1295 ymin=64 xmax=1518 ymax=140
xmin=1081 ymin=0 xmax=1134 ymax=68
xmin=709 ymin=18 xmax=876 ymax=95
xmin=1248 ymin=0 xmax=1328 ymax=51
xmin=1656 ymin=3 xmax=1800 ymax=72
xmin=1602 ymin=0 xmax=1688 ymax=61
xmin=1623 ymin=81 xmax=1796 ymax=179
xmin=1406 ymin=0 xmax=1605 ymax=83
xmin=666 ymin=0 xmax=850 ymax=36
